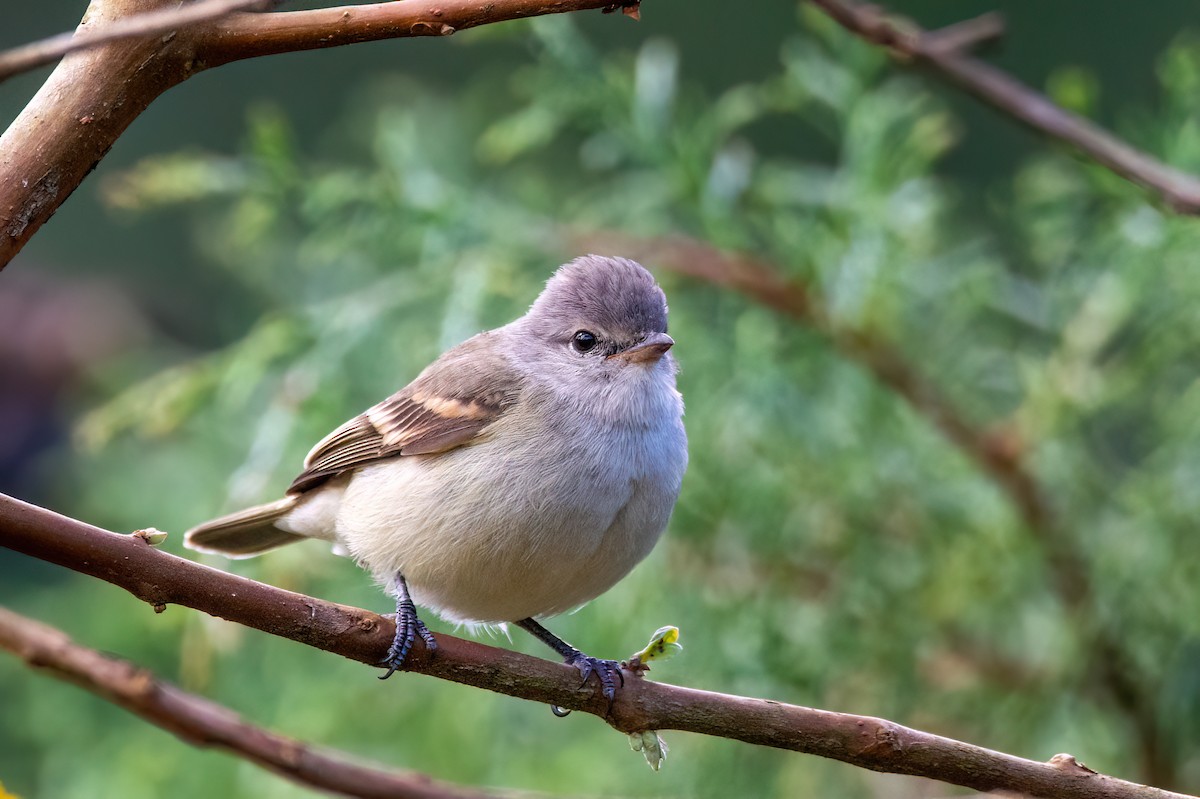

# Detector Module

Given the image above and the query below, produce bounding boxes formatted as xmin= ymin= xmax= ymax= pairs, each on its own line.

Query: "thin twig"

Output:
xmin=0 ymin=608 xmax=496 ymax=799
xmin=918 ymin=12 xmax=1004 ymax=55
xmin=578 ymin=231 xmax=1168 ymax=783
xmin=0 ymin=493 xmax=1192 ymax=799
xmin=0 ymin=0 xmax=272 ymax=84
xmin=807 ymin=0 xmax=1200 ymax=214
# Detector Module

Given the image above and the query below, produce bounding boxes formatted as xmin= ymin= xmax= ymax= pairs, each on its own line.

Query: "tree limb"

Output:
xmin=578 ymin=230 xmax=1169 ymax=784
xmin=0 ymin=492 xmax=1192 ymax=799
xmin=807 ymin=0 xmax=1200 ymax=214
xmin=0 ymin=607 xmax=498 ymax=799
xmin=194 ymin=0 xmax=639 ymax=67
xmin=0 ymin=0 xmax=639 ymax=271
xmin=0 ymin=0 xmax=271 ymax=84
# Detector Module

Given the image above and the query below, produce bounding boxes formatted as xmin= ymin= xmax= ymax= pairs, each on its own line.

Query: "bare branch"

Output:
xmin=0 ymin=0 xmax=640 ymax=271
xmin=918 ymin=12 xmax=1004 ymax=55
xmin=578 ymin=231 xmax=1169 ymax=783
xmin=0 ymin=0 xmax=271 ymax=84
xmin=0 ymin=492 xmax=1192 ymax=799
xmin=0 ymin=608 xmax=497 ymax=799
xmin=195 ymin=0 xmax=641 ymax=66
xmin=808 ymin=0 xmax=1200 ymax=214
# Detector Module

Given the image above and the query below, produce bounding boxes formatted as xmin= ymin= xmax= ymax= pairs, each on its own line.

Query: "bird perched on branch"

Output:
xmin=185 ymin=255 xmax=688 ymax=701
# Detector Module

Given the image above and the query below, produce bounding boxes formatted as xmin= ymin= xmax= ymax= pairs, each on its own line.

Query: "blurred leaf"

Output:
xmin=101 ymin=153 xmax=247 ymax=211
xmin=1047 ymin=66 xmax=1101 ymax=116
xmin=10 ymin=11 xmax=1200 ymax=799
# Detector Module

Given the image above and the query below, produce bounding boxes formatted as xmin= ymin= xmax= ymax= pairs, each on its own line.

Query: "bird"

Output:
xmin=185 ymin=255 xmax=688 ymax=700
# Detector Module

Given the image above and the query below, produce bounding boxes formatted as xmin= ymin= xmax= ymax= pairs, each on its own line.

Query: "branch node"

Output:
xmin=1049 ymin=753 xmax=1098 ymax=775
xmin=850 ymin=718 xmax=905 ymax=758
xmin=602 ymin=1 xmax=641 ymax=21
xmin=405 ymin=19 xmax=457 ymax=36
xmin=132 ymin=527 xmax=168 ymax=546
xmin=355 ymin=614 xmax=379 ymax=633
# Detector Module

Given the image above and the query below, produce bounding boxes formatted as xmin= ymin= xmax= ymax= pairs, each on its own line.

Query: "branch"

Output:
xmin=807 ymin=0 xmax=1200 ymax=214
xmin=0 ymin=0 xmax=271 ymax=84
xmin=0 ymin=493 xmax=1191 ymax=799
xmin=0 ymin=608 xmax=497 ymax=799
xmin=194 ymin=0 xmax=640 ymax=66
xmin=0 ymin=0 xmax=639 ymax=271
xmin=578 ymin=231 xmax=1169 ymax=782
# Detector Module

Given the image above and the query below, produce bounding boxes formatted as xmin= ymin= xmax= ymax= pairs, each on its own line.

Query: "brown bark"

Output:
xmin=0 ymin=0 xmax=200 ymax=269
xmin=0 ymin=0 xmax=638 ymax=270
xmin=0 ymin=492 xmax=1192 ymax=799
xmin=195 ymin=0 xmax=634 ymax=67
xmin=0 ymin=608 xmax=499 ymax=799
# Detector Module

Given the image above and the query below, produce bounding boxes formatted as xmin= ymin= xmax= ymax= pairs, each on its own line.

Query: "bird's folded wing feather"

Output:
xmin=288 ymin=333 xmax=521 ymax=493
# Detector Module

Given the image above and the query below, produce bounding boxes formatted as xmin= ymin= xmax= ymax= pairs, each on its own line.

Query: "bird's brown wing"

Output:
xmin=288 ymin=332 xmax=521 ymax=493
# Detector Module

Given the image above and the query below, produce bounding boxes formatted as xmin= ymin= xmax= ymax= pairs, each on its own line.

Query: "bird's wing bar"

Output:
xmin=288 ymin=333 xmax=521 ymax=493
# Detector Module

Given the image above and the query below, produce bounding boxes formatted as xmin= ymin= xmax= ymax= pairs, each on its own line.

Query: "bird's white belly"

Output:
xmin=326 ymin=422 xmax=679 ymax=623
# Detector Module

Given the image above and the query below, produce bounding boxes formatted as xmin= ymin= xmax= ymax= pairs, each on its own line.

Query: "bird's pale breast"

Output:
xmin=326 ymin=391 xmax=685 ymax=623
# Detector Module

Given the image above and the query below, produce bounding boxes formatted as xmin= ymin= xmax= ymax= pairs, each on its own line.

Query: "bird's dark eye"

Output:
xmin=571 ymin=330 xmax=598 ymax=353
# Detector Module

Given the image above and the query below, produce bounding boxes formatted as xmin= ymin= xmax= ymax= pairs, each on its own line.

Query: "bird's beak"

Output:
xmin=608 ymin=332 xmax=675 ymax=364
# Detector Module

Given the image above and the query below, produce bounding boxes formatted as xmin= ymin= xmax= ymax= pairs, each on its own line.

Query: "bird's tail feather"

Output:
xmin=184 ymin=496 xmax=304 ymax=558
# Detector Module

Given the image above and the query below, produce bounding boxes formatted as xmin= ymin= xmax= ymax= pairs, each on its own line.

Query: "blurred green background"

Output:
xmin=4 ymin=1 xmax=1200 ymax=796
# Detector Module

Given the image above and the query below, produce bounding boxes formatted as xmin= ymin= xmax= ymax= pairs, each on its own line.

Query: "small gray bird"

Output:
xmin=185 ymin=255 xmax=688 ymax=699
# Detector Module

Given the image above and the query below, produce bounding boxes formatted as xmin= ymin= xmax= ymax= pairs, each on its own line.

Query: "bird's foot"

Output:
xmin=379 ymin=596 xmax=437 ymax=680
xmin=514 ymin=618 xmax=627 ymax=709
xmin=565 ymin=651 xmax=625 ymax=703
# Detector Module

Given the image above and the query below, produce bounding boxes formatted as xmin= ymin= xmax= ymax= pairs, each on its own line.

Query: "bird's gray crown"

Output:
xmin=526 ymin=255 xmax=668 ymax=342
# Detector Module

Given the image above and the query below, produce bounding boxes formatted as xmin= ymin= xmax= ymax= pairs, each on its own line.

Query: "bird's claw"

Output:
xmin=566 ymin=653 xmax=625 ymax=703
xmin=379 ymin=600 xmax=437 ymax=679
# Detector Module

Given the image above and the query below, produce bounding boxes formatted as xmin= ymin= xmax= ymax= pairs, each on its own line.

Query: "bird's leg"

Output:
xmin=379 ymin=571 xmax=437 ymax=679
xmin=516 ymin=617 xmax=625 ymax=703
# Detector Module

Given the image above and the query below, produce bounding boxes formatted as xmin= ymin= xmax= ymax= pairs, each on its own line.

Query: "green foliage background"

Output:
xmin=3 ymin=6 xmax=1200 ymax=797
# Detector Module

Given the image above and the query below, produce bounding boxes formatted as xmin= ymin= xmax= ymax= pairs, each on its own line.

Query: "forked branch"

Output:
xmin=0 ymin=0 xmax=269 ymax=83
xmin=0 ymin=0 xmax=640 ymax=270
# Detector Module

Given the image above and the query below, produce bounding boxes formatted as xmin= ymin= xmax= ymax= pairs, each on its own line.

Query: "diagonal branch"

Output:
xmin=0 ymin=607 xmax=497 ymax=799
xmin=0 ymin=492 xmax=1192 ymax=799
xmin=0 ymin=0 xmax=271 ymax=84
xmin=577 ymin=231 xmax=1168 ymax=783
xmin=807 ymin=0 xmax=1200 ymax=214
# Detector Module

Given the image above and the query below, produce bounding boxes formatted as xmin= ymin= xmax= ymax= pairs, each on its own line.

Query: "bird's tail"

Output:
xmin=184 ymin=496 xmax=304 ymax=558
